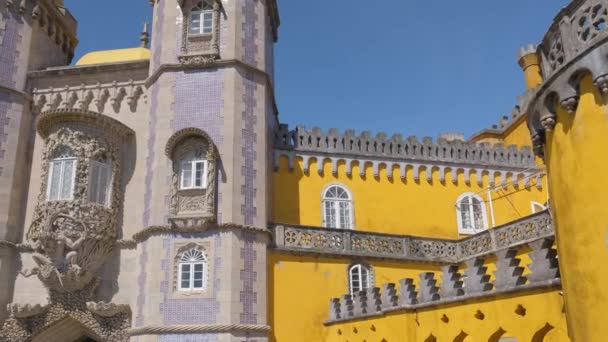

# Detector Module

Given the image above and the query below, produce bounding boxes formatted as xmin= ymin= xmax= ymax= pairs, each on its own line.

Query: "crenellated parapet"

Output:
xmin=275 ymin=125 xmax=542 ymax=187
xmin=523 ymin=0 xmax=608 ymax=156
xmin=326 ymin=234 xmax=560 ymax=324
xmin=271 ymin=210 xmax=554 ymax=264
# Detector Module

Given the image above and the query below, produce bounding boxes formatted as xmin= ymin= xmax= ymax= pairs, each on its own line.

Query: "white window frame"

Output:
xmin=46 ymin=155 xmax=76 ymax=201
xmin=349 ymin=264 xmax=372 ymax=294
xmin=88 ymin=160 xmax=112 ymax=206
xmin=322 ymin=184 xmax=354 ymax=230
xmin=531 ymin=201 xmax=546 ymax=213
xmin=180 ymin=159 xmax=208 ymax=190
xmin=456 ymin=193 xmax=488 ymax=234
xmin=178 ymin=249 xmax=208 ymax=291
xmin=189 ymin=1 xmax=214 ymax=36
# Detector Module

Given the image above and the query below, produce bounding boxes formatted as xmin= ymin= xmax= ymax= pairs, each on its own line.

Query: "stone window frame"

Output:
xmin=348 ymin=262 xmax=374 ymax=295
xmin=177 ymin=247 xmax=208 ymax=291
xmin=179 ymin=0 xmax=221 ymax=62
xmin=179 ymin=154 xmax=208 ymax=190
xmin=321 ymin=183 xmax=355 ymax=230
xmin=166 ymin=128 xmax=218 ymax=221
xmin=88 ymin=158 xmax=113 ymax=207
xmin=46 ymin=146 xmax=77 ymax=202
xmin=456 ymin=192 xmax=489 ymax=235
xmin=171 ymin=241 xmax=214 ymax=298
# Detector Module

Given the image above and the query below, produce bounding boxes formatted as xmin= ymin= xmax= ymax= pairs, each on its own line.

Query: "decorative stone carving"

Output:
xmin=340 ymin=294 xmax=354 ymax=318
xmin=527 ymin=238 xmax=560 ymax=283
xmin=493 ymin=248 xmax=527 ymax=290
xmin=178 ymin=0 xmax=221 ymax=64
xmin=166 ymin=128 xmax=218 ymax=225
xmin=329 ymin=298 xmax=341 ymax=320
xmin=1 ymin=282 xmax=131 ymax=342
xmin=440 ymin=265 xmax=464 ymax=298
xmin=418 ymin=272 xmax=440 ymax=303
xmin=380 ymin=283 xmax=399 ymax=309
xmin=399 ymin=278 xmax=418 ymax=305
xmin=1 ymin=110 xmax=134 ymax=341
xmin=463 ymin=257 xmax=493 ymax=294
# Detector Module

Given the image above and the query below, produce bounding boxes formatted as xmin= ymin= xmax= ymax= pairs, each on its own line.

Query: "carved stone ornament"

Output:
xmin=178 ymin=0 xmax=221 ymax=64
xmin=166 ymin=128 xmax=218 ymax=228
xmin=1 ymin=110 xmax=134 ymax=341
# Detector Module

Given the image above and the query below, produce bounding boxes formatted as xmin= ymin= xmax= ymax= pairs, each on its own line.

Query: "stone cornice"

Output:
xmin=270 ymin=210 xmax=554 ymax=264
xmin=129 ymin=324 xmax=271 ymax=336
xmin=36 ymin=109 xmax=135 ymax=139
xmin=27 ymin=61 xmax=150 ymax=79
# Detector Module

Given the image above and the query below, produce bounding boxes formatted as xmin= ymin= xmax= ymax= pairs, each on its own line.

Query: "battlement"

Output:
xmin=275 ymin=125 xmax=537 ymax=170
xmin=324 ymin=215 xmax=560 ymax=323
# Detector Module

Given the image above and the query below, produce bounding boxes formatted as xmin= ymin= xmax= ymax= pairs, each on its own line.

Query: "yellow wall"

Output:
xmin=273 ymin=156 xmax=547 ymax=239
xmin=269 ymin=252 xmax=568 ymax=342
xmin=545 ymin=74 xmax=608 ymax=341
xmin=325 ymin=290 xmax=568 ymax=342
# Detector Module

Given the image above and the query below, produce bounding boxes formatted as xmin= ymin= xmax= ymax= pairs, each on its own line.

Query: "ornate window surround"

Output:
xmin=171 ymin=241 xmax=214 ymax=298
xmin=322 ymin=183 xmax=354 ymax=230
xmin=456 ymin=192 xmax=488 ymax=235
xmin=348 ymin=263 xmax=374 ymax=295
xmin=166 ymin=128 xmax=218 ymax=225
xmin=46 ymin=147 xmax=77 ymax=201
xmin=178 ymin=0 xmax=221 ymax=65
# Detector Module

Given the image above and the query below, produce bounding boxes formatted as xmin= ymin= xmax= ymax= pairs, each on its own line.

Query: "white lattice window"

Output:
xmin=456 ymin=193 xmax=488 ymax=234
xmin=349 ymin=264 xmax=372 ymax=294
xmin=88 ymin=160 xmax=112 ymax=206
xmin=531 ymin=201 xmax=547 ymax=213
xmin=180 ymin=153 xmax=207 ymax=190
xmin=189 ymin=1 xmax=214 ymax=35
xmin=46 ymin=148 xmax=76 ymax=201
xmin=322 ymin=185 xmax=353 ymax=229
xmin=178 ymin=249 xmax=207 ymax=291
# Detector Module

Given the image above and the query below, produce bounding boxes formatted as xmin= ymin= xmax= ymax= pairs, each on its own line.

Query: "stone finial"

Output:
xmin=381 ymin=283 xmax=399 ymax=309
xmin=440 ymin=265 xmax=464 ymax=298
xmin=340 ymin=294 xmax=354 ymax=318
xmin=329 ymin=298 xmax=341 ymax=320
xmin=493 ymin=248 xmax=527 ymax=290
xmin=463 ymin=257 xmax=493 ymax=294
xmin=140 ymin=21 xmax=150 ymax=48
xmin=527 ymin=238 xmax=560 ymax=283
xmin=418 ymin=272 xmax=440 ymax=303
xmin=399 ymin=278 xmax=418 ymax=305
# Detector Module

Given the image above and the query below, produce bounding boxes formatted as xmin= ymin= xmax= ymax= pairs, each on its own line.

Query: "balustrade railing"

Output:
xmin=271 ymin=210 xmax=553 ymax=264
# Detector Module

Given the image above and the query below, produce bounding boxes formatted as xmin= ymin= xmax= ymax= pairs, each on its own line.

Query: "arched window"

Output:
xmin=46 ymin=147 xmax=76 ymax=201
xmin=349 ymin=264 xmax=372 ymax=294
xmin=178 ymin=248 xmax=207 ymax=291
xmin=189 ymin=0 xmax=214 ymax=35
xmin=456 ymin=193 xmax=488 ymax=234
xmin=531 ymin=201 xmax=547 ymax=213
xmin=88 ymin=159 xmax=112 ymax=206
xmin=322 ymin=185 xmax=353 ymax=229
xmin=180 ymin=150 xmax=208 ymax=190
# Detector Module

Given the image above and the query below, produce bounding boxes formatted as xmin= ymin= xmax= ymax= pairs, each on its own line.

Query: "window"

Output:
xmin=189 ymin=1 xmax=214 ymax=35
xmin=89 ymin=160 xmax=112 ymax=206
xmin=349 ymin=264 xmax=372 ymax=294
xmin=47 ymin=148 xmax=76 ymax=201
xmin=178 ymin=248 xmax=207 ymax=291
xmin=180 ymin=154 xmax=207 ymax=190
xmin=456 ymin=193 xmax=488 ymax=234
xmin=531 ymin=201 xmax=547 ymax=213
xmin=322 ymin=185 xmax=353 ymax=229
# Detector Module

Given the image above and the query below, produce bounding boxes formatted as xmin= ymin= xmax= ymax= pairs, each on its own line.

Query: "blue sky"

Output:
xmin=64 ymin=1 xmax=569 ymax=138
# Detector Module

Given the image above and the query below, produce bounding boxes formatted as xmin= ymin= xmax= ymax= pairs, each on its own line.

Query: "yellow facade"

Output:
xmin=544 ymin=75 xmax=608 ymax=340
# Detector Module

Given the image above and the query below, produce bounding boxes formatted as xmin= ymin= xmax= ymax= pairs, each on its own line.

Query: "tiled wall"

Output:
xmin=239 ymin=231 xmax=258 ymax=324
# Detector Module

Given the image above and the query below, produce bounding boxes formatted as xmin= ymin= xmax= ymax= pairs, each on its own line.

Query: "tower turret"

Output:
xmin=517 ymin=44 xmax=543 ymax=90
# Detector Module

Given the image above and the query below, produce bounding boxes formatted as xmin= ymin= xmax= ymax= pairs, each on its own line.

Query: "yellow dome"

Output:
xmin=75 ymin=47 xmax=151 ymax=66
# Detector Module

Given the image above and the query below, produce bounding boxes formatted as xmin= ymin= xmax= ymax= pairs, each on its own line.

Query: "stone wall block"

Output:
xmin=367 ymin=287 xmax=382 ymax=313
xmin=340 ymin=294 xmax=354 ymax=318
xmin=353 ymin=290 xmax=369 ymax=316
xmin=493 ymin=248 xmax=527 ymax=290
xmin=418 ymin=272 xmax=440 ymax=303
xmin=329 ymin=298 xmax=341 ymax=320
xmin=381 ymin=283 xmax=399 ymax=309
xmin=440 ymin=265 xmax=464 ymax=298
xmin=399 ymin=278 xmax=418 ymax=305
xmin=464 ymin=257 xmax=494 ymax=294
xmin=527 ymin=238 xmax=560 ymax=283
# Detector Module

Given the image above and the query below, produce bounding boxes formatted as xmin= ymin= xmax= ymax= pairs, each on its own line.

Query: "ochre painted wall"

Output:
xmin=545 ymin=74 xmax=608 ymax=341
xmin=324 ymin=290 xmax=568 ymax=342
xmin=273 ymin=156 xmax=547 ymax=239
xmin=268 ymin=252 xmax=568 ymax=342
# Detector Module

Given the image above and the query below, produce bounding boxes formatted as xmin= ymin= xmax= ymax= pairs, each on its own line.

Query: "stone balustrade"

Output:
xmin=271 ymin=210 xmax=554 ymax=264
xmin=274 ymin=124 xmax=537 ymax=170
xmin=327 ymin=235 xmax=560 ymax=323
